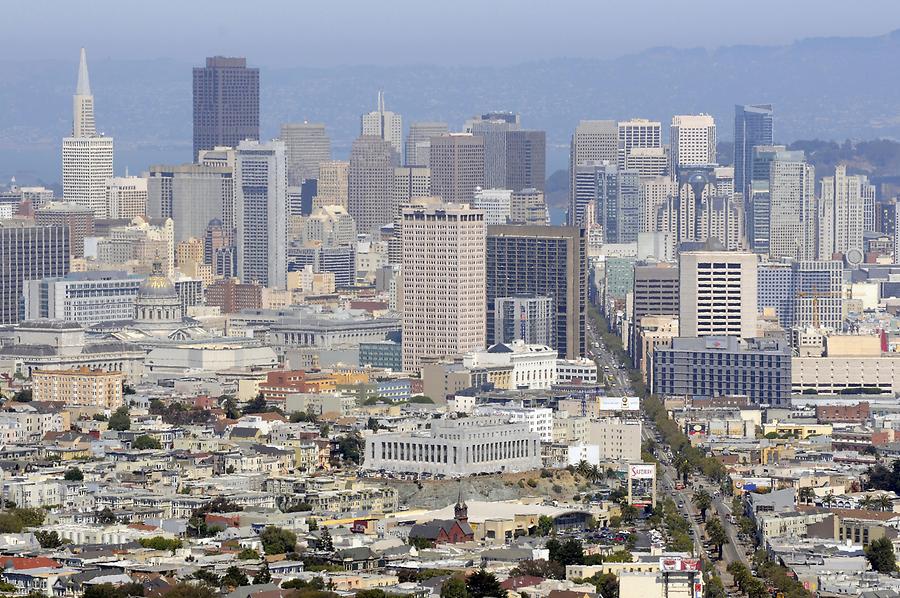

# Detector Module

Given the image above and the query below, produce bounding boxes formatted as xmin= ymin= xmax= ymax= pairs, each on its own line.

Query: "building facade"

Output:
xmin=32 ymin=367 xmax=124 ymax=408
xmin=0 ymin=222 xmax=70 ymax=324
xmin=192 ymin=56 xmax=259 ymax=159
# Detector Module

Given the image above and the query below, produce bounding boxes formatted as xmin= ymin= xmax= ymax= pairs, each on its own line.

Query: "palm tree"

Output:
xmin=798 ymin=487 xmax=814 ymax=505
xmin=693 ymin=488 xmax=712 ymax=522
xmin=576 ymin=460 xmax=591 ymax=478
xmin=878 ymin=495 xmax=893 ymax=512
xmin=705 ymin=518 xmax=729 ymax=560
xmin=822 ymin=494 xmax=836 ymax=509
xmin=860 ymin=495 xmax=874 ymax=510
xmin=589 ymin=464 xmax=602 ymax=484
xmin=675 ymin=456 xmax=691 ymax=485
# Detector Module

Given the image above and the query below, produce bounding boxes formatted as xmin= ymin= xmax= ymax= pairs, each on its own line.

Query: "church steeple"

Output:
xmin=454 ymin=484 xmax=468 ymax=523
xmin=73 ymin=47 xmax=96 ymax=137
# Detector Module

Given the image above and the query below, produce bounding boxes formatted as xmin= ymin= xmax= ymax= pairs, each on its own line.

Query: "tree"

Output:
xmin=237 ymin=548 xmax=260 ymax=560
xmin=165 ymin=582 xmax=218 ymax=598
xmin=12 ymin=389 xmax=32 ymax=403
xmin=335 ymin=432 xmax=364 ymax=465
xmin=221 ymin=566 xmax=249 ymax=588
xmin=587 ymin=573 xmax=618 ymax=598
xmin=705 ymin=519 xmax=729 ymax=560
xmin=35 ymin=530 xmax=63 ymax=548
xmin=259 ymin=525 xmax=297 ymax=555
xmin=253 ymin=563 xmax=271 ymax=585
xmin=96 ymin=507 xmax=117 ymax=525
xmin=466 ymin=568 xmax=505 ymax=598
xmin=192 ymin=570 xmax=221 ymax=588
xmin=878 ymin=495 xmax=893 ymax=512
xmin=319 ymin=527 xmax=334 ymax=552
xmin=242 ymin=394 xmax=269 ymax=415
xmin=139 ymin=536 xmax=182 ymax=552
xmin=866 ymin=537 xmax=897 ymax=573
xmin=440 ymin=577 xmax=468 ymax=598
xmin=366 ymin=417 xmax=381 ymax=432
xmin=705 ymin=575 xmax=726 ymax=598
xmin=123 ymin=384 xmax=136 ymax=395
xmin=509 ymin=559 xmax=564 ymax=580
xmin=620 ymin=504 xmax=639 ymax=523
xmin=108 ymin=406 xmax=131 ymax=431
xmin=535 ymin=515 xmax=554 ymax=536
xmin=64 ymin=467 xmax=84 ymax=481
xmin=798 ymin=487 xmax=814 ymax=505
xmin=83 ymin=584 xmax=127 ymax=598
xmin=547 ymin=538 xmax=584 ymax=566
xmin=132 ymin=435 xmax=162 ymax=450
xmin=604 ymin=550 xmax=632 ymax=563
xmin=693 ymin=488 xmax=712 ymax=522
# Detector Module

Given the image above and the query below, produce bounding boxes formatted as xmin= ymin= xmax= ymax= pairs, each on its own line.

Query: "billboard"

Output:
xmin=659 ymin=557 xmax=701 ymax=572
xmin=686 ymin=422 xmax=707 ymax=436
xmin=599 ymin=396 xmax=640 ymax=411
xmin=733 ymin=477 xmax=773 ymax=493
xmin=629 ymin=463 xmax=655 ymax=479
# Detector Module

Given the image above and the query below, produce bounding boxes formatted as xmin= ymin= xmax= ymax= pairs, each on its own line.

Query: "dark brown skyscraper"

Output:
xmin=506 ymin=130 xmax=546 ymax=192
xmin=193 ymin=57 xmax=259 ymax=160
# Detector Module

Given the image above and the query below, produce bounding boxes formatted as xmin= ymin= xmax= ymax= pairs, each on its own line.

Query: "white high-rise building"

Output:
xmin=670 ymin=114 xmax=716 ymax=171
xmin=106 ymin=176 xmax=147 ymax=219
xmin=640 ymin=176 xmax=677 ymax=233
xmin=62 ymin=48 xmax=114 ymax=219
xmin=406 ymin=122 xmax=448 ymax=167
xmin=679 ymin=244 xmax=758 ymax=339
xmin=401 ymin=198 xmax=486 ymax=373
xmin=235 ymin=140 xmax=288 ymax=289
xmin=617 ymin=118 xmax=662 ymax=170
xmin=361 ymin=91 xmax=403 ymax=156
xmin=818 ymin=164 xmax=867 ymax=264
xmin=769 ymin=152 xmax=816 ymax=260
xmin=279 ymin=122 xmax=331 ymax=186
xmin=472 ymin=188 xmax=513 ymax=225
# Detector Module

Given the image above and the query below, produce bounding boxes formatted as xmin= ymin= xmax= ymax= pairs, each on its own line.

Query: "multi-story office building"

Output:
xmin=279 ymin=123 xmax=331 ymax=186
xmin=405 ymin=122 xmax=448 ymax=167
xmin=670 ymin=114 xmax=716 ymax=172
xmin=192 ymin=57 xmax=259 ymax=159
xmin=401 ymin=199 xmax=486 ymax=372
xmin=617 ymin=119 xmax=662 ymax=171
xmin=359 ymin=340 xmax=402 ymax=372
xmin=733 ymin=104 xmax=774 ymax=199
xmin=510 ymin=188 xmax=548 ymax=225
xmin=757 ymin=259 xmax=844 ymax=331
xmin=0 ymin=222 xmax=70 ymax=324
xmin=429 ymin=134 xmax=485 ymax=205
xmin=633 ymin=263 xmax=679 ymax=320
xmin=287 ymin=245 xmax=355 ymax=288
xmin=818 ymin=164 xmax=870 ymax=263
xmin=679 ymin=245 xmax=758 ymax=339
xmin=363 ymin=416 xmax=541 ymax=477
xmin=62 ymin=49 xmax=114 ymax=219
xmin=235 ymin=140 xmax=288 ymax=289
xmin=487 ymin=225 xmax=587 ymax=359
xmin=506 ymin=130 xmax=546 ymax=192
xmin=24 ymin=271 xmax=143 ymax=325
xmin=315 ymin=160 xmax=349 ymax=209
xmin=769 ymin=151 xmax=817 ymax=260
xmin=473 ymin=403 xmax=555 ymax=440
xmin=206 ymin=278 xmax=263 ymax=313
xmin=573 ymin=162 xmax=639 ymax=242
xmin=569 ymin=120 xmax=618 ymax=223
xmin=34 ymin=202 xmax=94 ymax=259
xmin=653 ymin=336 xmax=792 ymax=406
xmin=147 ymin=164 xmax=234 ymax=243
xmin=392 ymin=166 xmax=431 ymax=218
xmin=31 ymin=367 xmax=125 ymax=409
xmin=640 ymin=176 xmax=677 ymax=233
xmin=348 ymin=136 xmax=398 ymax=234
xmin=105 ymin=176 xmax=148 ymax=219
xmin=494 ymin=296 xmax=554 ymax=347
xmin=471 ymin=118 xmax=516 ymax=189
xmin=472 ymin=188 xmax=513 ymax=225
xmin=587 ymin=418 xmax=643 ymax=462
xmin=626 ymin=147 xmax=669 ymax=178
xmin=361 ymin=91 xmax=402 ymax=156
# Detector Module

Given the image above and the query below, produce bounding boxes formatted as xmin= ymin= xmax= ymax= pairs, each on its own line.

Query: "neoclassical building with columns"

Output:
xmin=363 ymin=416 xmax=541 ymax=477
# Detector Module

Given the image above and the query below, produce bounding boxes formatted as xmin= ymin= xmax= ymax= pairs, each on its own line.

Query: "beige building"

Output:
xmin=279 ymin=122 xmax=331 ymax=185
xmin=587 ymin=418 xmax=642 ymax=462
xmin=32 ymin=367 xmax=125 ymax=408
xmin=670 ymin=114 xmax=716 ymax=170
xmin=106 ymin=176 xmax=148 ymax=219
xmin=679 ymin=245 xmax=757 ymax=339
xmin=314 ymin=160 xmax=349 ymax=209
xmin=401 ymin=199 xmax=486 ymax=372
xmin=429 ymin=134 xmax=485 ymax=204
xmin=509 ymin=188 xmax=548 ymax=224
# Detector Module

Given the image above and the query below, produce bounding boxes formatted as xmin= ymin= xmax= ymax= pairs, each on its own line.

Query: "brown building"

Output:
xmin=429 ymin=134 xmax=485 ymax=204
xmin=32 ymin=367 xmax=124 ymax=409
xmin=815 ymin=402 xmax=870 ymax=424
xmin=35 ymin=202 xmax=94 ymax=258
xmin=206 ymin=278 xmax=263 ymax=313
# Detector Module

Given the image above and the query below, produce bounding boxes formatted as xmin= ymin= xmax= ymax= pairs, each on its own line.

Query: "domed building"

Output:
xmin=134 ymin=267 xmax=183 ymax=327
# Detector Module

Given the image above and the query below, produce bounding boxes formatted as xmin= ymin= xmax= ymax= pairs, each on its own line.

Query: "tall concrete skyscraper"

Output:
xmin=279 ymin=123 xmax=331 ymax=186
xmin=679 ymin=243 xmax=758 ymax=339
xmin=193 ymin=57 xmax=259 ymax=160
xmin=769 ymin=151 xmax=816 ymax=260
xmin=429 ymin=134 xmax=485 ymax=204
xmin=348 ymin=136 xmax=399 ymax=234
xmin=147 ymin=164 xmax=234 ymax=243
xmin=235 ymin=140 xmax=288 ymax=289
xmin=361 ymin=91 xmax=403 ymax=156
xmin=486 ymin=225 xmax=587 ymax=359
xmin=670 ymin=114 xmax=716 ymax=172
xmin=405 ymin=122 xmax=448 ymax=167
xmin=818 ymin=164 xmax=869 ymax=263
xmin=569 ymin=120 xmax=618 ymax=224
xmin=733 ymin=104 xmax=774 ymax=199
xmin=573 ymin=162 xmax=640 ymax=243
xmin=315 ymin=160 xmax=350 ymax=209
xmin=617 ymin=118 xmax=662 ymax=170
xmin=507 ymin=130 xmax=546 ymax=192
xmin=0 ymin=221 xmax=70 ymax=324
xmin=471 ymin=118 xmax=517 ymax=189
xmin=62 ymin=48 xmax=114 ymax=219
xmin=401 ymin=198 xmax=486 ymax=372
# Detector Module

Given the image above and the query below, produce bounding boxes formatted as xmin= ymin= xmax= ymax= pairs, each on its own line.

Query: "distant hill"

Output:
xmin=5 ymin=29 xmax=900 ymax=183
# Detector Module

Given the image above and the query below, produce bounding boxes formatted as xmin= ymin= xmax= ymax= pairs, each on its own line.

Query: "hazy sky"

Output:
xmin=8 ymin=0 xmax=900 ymax=66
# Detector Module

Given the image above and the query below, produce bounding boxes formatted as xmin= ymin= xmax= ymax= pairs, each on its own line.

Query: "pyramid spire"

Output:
xmin=76 ymin=48 xmax=91 ymax=96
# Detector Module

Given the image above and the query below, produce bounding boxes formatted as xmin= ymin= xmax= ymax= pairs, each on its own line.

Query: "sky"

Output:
xmin=7 ymin=0 xmax=900 ymax=66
